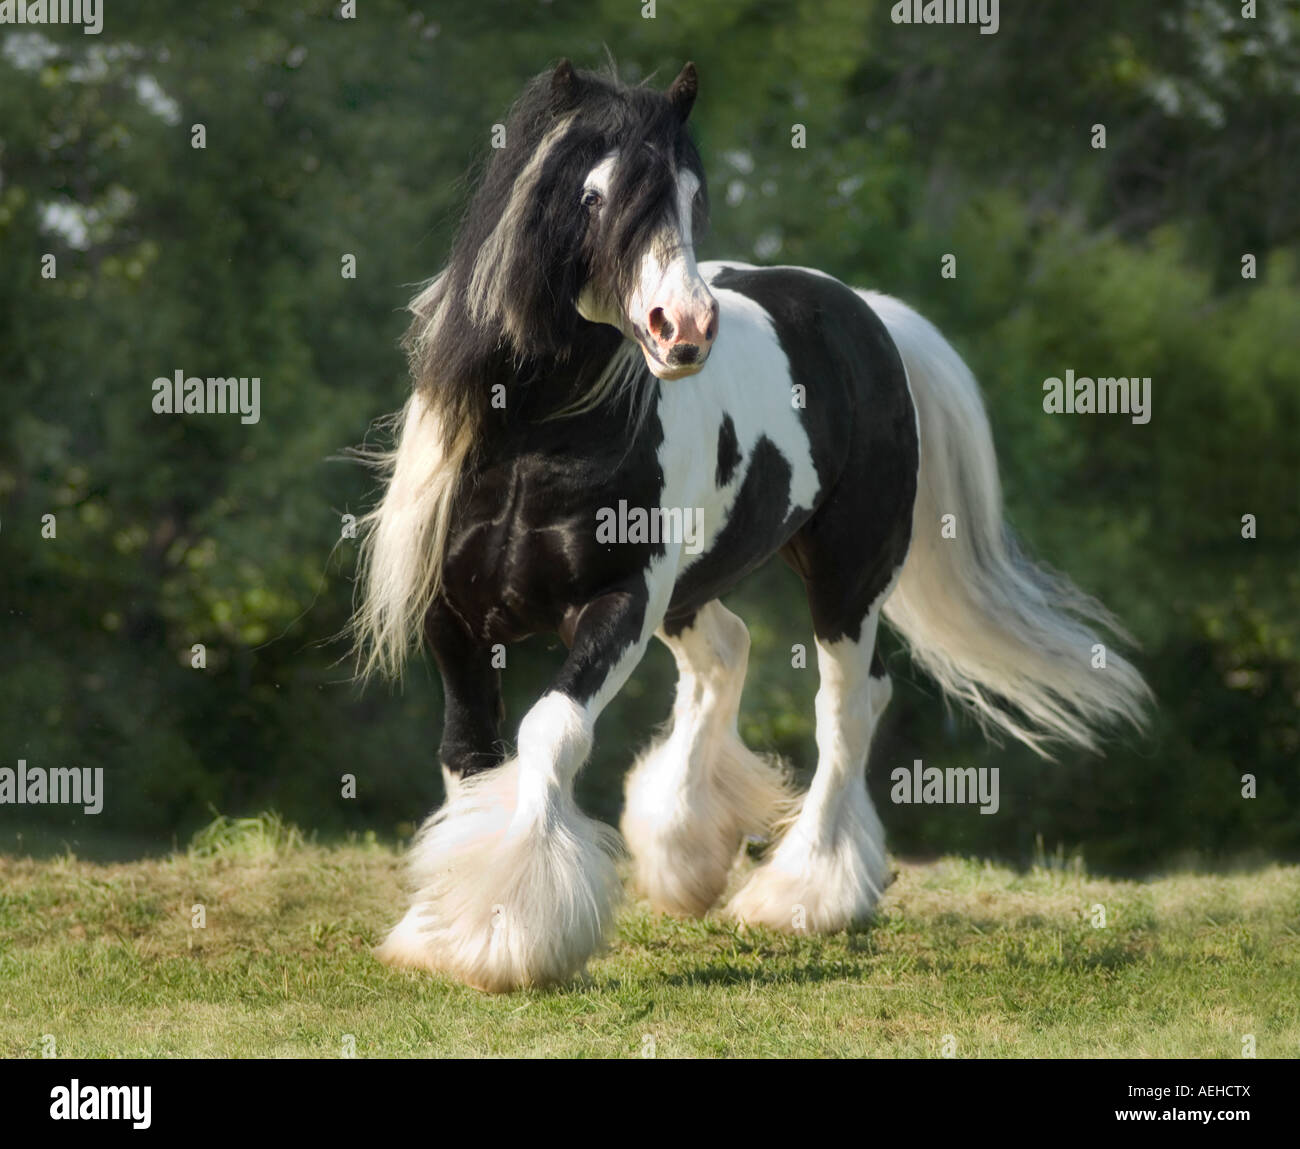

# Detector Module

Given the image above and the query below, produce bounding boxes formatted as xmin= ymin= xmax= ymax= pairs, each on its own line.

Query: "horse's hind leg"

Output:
xmin=726 ymin=326 xmax=915 ymax=932
xmin=622 ymin=601 xmax=795 ymax=916
xmin=726 ymin=606 xmax=895 ymax=932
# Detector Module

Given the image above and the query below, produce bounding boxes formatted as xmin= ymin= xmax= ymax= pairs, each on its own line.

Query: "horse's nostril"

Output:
xmin=648 ymin=307 xmax=675 ymax=343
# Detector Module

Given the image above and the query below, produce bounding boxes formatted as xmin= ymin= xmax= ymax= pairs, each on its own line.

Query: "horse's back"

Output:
xmin=702 ymin=260 xmax=913 ymax=438
xmin=699 ymin=259 xmax=915 ymax=503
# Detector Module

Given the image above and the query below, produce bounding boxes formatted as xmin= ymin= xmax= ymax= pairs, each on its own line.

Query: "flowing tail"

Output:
xmin=861 ymin=291 xmax=1152 ymax=757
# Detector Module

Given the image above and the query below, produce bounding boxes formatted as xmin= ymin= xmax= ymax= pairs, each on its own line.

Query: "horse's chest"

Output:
xmin=440 ymin=449 xmax=664 ymax=642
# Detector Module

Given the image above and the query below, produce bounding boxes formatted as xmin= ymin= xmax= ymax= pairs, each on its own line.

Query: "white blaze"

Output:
xmin=630 ymin=169 xmax=703 ymax=328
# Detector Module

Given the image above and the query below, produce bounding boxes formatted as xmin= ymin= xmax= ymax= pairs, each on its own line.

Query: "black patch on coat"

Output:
xmin=715 ymin=413 xmax=741 ymax=486
xmin=665 ymin=435 xmax=811 ymax=633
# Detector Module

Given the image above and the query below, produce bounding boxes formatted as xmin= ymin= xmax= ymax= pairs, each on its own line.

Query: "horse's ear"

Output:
xmin=551 ymin=59 xmax=581 ymax=113
xmin=667 ymin=62 xmax=698 ymax=122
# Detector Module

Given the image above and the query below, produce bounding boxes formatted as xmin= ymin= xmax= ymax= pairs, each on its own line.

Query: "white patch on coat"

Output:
xmin=649 ymin=264 xmax=822 ymax=577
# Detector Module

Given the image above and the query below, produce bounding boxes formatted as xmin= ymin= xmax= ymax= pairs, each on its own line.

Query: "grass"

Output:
xmin=1 ymin=814 xmax=1297 ymax=1058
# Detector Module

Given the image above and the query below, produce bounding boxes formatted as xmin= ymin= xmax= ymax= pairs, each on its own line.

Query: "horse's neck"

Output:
xmin=467 ymin=332 xmax=651 ymax=472
xmin=485 ymin=329 xmax=631 ymax=427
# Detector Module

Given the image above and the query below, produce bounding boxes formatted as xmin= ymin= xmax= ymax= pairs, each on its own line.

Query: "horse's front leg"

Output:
xmin=375 ymin=585 xmax=658 ymax=993
xmin=426 ymin=600 xmax=505 ymax=798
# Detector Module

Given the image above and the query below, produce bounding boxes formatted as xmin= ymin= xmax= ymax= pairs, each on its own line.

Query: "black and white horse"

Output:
xmin=355 ymin=61 xmax=1150 ymax=992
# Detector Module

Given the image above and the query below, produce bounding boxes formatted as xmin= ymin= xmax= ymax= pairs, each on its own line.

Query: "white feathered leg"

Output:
xmin=622 ymin=602 xmax=794 ymax=916
xmin=376 ymin=692 xmax=621 ymax=992
xmin=727 ymin=612 xmax=893 ymax=932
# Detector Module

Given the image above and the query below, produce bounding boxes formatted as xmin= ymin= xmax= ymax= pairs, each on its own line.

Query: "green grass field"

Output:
xmin=2 ymin=816 xmax=1297 ymax=1058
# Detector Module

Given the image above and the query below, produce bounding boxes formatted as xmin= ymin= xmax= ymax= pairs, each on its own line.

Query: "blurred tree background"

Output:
xmin=1 ymin=0 xmax=1296 ymax=870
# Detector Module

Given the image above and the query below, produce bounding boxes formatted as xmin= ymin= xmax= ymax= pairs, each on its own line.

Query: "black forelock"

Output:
xmin=404 ymin=63 xmax=708 ymax=463
xmin=593 ymin=87 xmax=709 ymax=304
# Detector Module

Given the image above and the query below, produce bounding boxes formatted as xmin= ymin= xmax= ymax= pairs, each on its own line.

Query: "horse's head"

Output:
xmin=452 ymin=60 xmax=717 ymax=381
xmin=561 ymin=61 xmax=717 ymax=379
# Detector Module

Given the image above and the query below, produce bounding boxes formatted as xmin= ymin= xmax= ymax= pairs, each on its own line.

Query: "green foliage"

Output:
xmin=1 ymin=1 xmax=1296 ymax=869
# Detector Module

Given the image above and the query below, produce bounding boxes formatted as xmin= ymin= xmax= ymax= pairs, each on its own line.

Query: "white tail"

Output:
xmin=862 ymin=291 xmax=1152 ymax=757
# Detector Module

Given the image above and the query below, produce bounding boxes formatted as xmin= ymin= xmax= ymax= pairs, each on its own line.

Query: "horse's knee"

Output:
xmin=671 ymin=602 xmax=749 ymax=698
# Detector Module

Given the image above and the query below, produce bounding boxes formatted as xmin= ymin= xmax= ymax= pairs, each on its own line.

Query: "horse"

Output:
xmin=353 ymin=60 xmax=1151 ymax=993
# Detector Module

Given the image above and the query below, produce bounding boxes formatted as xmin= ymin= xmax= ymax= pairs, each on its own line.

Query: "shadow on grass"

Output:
xmin=653 ymin=960 xmax=880 ymax=988
xmin=630 ymin=920 xmax=885 ymax=988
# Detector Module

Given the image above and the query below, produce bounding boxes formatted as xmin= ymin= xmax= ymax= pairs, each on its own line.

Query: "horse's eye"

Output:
xmin=581 ymin=189 xmax=604 ymax=210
